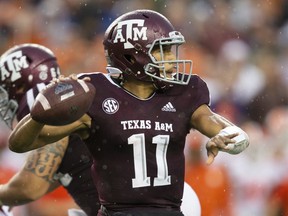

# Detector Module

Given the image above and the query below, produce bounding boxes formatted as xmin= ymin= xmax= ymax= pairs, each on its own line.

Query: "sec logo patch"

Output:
xmin=102 ymin=98 xmax=119 ymax=114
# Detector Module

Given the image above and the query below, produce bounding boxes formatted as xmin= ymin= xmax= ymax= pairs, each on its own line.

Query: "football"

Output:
xmin=31 ymin=79 xmax=96 ymax=126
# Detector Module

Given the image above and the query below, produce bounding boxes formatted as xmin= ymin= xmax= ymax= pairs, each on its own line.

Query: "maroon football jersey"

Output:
xmin=17 ymin=83 xmax=100 ymax=216
xmin=79 ymin=72 xmax=210 ymax=211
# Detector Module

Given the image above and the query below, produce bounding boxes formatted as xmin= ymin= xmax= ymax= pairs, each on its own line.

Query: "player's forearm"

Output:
xmin=8 ymin=114 xmax=45 ymax=153
xmin=0 ymin=173 xmax=48 ymax=206
xmin=0 ymin=184 xmax=35 ymax=206
xmin=9 ymin=113 xmax=89 ymax=153
xmin=204 ymin=113 xmax=235 ymax=137
xmin=191 ymin=105 xmax=233 ymax=138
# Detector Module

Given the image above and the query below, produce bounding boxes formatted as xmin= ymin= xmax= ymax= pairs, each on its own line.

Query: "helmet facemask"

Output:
xmin=144 ymin=31 xmax=193 ymax=87
xmin=0 ymin=86 xmax=18 ymax=129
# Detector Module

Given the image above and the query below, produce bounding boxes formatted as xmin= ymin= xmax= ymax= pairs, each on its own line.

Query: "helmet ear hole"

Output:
xmin=124 ymin=55 xmax=135 ymax=64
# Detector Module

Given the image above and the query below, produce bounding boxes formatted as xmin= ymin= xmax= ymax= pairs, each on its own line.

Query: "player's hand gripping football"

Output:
xmin=30 ymin=74 xmax=95 ymax=126
xmin=205 ymin=132 xmax=238 ymax=165
xmin=55 ymin=74 xmax=90 ymax=82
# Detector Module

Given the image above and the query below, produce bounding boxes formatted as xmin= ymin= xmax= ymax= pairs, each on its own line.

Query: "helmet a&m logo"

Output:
xmin=0 ymin=51 xmax=28 ymax=82
xmin=102 ymin=98 xmax=119 ymax=114
xmin=113 ymin=19 xmax=148 ymax=49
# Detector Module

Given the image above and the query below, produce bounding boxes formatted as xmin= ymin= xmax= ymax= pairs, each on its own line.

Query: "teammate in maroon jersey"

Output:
xmin=0 ymin=43 xmax=99 ymax=215
xmin=9 ymin=10 xmax=249 ymax=216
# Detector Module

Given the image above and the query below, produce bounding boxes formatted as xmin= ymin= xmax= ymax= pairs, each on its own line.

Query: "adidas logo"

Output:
xmin=161 ymin=102 xmax=176 ymax=112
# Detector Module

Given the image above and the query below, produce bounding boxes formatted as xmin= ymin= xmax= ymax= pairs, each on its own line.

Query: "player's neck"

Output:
xmin=122 ymin=80 xmax=155 ymax=99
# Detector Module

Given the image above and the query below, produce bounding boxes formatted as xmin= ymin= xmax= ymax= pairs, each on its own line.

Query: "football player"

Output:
xmin=0 ymin=44 xmax=100 ymax=216
xmin=9 ymin=10 xmax=249 ymax=216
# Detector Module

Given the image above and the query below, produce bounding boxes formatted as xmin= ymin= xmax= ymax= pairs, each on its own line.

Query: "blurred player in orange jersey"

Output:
xmin=266 ymin=175 xmax=288 ymax=216
xmin=264 ymin=106 xmax=288 ymax=216
xmin=184 ymin=130 xmax=234 ymax=216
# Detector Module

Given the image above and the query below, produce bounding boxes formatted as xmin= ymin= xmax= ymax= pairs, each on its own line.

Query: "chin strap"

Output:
xmin=153 ymin=78 xmax=173 ymax=92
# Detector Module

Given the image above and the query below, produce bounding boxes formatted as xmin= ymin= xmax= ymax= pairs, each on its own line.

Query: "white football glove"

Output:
xmin=219 ymin=126 xmax=249 ymax=154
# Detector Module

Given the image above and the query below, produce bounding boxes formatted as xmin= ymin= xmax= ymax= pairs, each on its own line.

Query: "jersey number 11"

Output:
xmin=128 ymin=133 xmax=171 ymax=188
